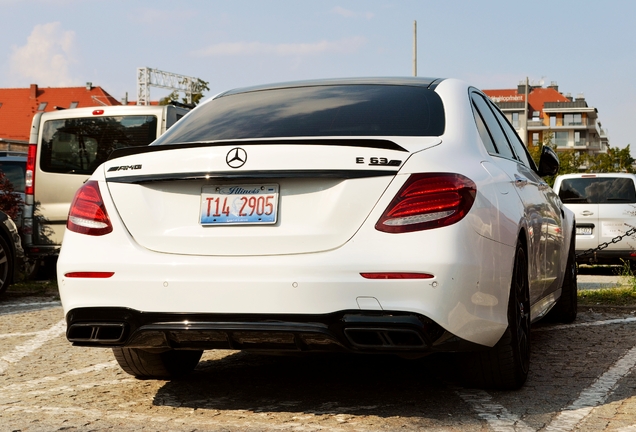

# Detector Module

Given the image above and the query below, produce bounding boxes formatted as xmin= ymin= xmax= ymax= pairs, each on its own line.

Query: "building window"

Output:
xmin=70 ymin=101 xmax=79 ymax=109
xmin=37 ymin=102 xmax=48 ymax=111
xmin=564 ymin=113 xmax=582 ymax=126
xmin=554 ymin=131 xmax=569 ymax=147
xmin=574 ymin=131 xmax=587 ymax=145
xmin=511 ymin=112 xmax=519 ymax=128
xmin=532 ymin=133 xmax=539 ymax=145
xmin=550 ymin=115 xmax=556 ymax=127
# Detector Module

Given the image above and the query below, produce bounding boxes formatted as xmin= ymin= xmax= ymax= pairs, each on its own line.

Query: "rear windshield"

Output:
xmin=0 ymin=161 xmax=25 ymax=191
xmin=152 ymin=85 xmax=445 ymax=144
xmin=40 ymin=115 xmax=158 ymax=175
xmin=558 ymin=177 xmax=636 ymax=204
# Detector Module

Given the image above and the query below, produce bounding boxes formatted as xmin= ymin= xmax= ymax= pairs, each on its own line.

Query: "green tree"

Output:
xmin=159 ymin=78 xmax=210 ymax=106
xmin=585 ymin=145 xmax=635 ymax=173
xmin=529 ymin=131 xmax=634 ymax=185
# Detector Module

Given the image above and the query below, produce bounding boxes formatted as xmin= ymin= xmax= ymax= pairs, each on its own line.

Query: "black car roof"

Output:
xmin=217 ymin=77 xmax=446 ymax=98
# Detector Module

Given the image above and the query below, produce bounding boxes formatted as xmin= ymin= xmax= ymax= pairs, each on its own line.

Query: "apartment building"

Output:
xmin=483 ymin=81 xmax=609 ymax=155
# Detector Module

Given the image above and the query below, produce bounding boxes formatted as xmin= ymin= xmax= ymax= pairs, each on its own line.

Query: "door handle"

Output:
xmin=514 ymin=175 xmax=528 ymax=187
xmin=581 ymin=210 xmax=594 ymax=216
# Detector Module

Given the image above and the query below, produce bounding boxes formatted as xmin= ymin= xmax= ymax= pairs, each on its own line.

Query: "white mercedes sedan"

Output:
xmin=57 ymin=77 xmax=576 ymax=389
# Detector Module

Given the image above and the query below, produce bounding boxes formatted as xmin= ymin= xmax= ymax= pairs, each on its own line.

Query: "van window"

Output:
xmin=558 ymin=177 xmax=636 ymax=204
xmin=40 ymin=115 xmax=158 ymax=175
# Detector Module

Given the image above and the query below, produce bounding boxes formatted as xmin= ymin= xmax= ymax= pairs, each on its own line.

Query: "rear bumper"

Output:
xmin=576 ymin=249 xmax=636 ymax=264
xmin=58 ymin=197 xmax=516 ymax=349
xmin=65 ymin=307 xmax=485 ymax=354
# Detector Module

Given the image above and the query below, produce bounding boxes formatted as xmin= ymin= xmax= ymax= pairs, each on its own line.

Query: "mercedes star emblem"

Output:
xmin=226 ymin=147 xmax=247 ymax=168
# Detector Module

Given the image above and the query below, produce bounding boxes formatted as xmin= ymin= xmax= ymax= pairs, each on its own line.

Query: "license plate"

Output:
xmin=200 ymin=184 xmax=279 ymax=225
xmin=576 ymin=226 xmax=593 ymax=235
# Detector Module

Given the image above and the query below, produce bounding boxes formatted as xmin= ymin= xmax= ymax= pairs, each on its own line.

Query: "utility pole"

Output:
xmin=523 ymin=76 xmax=529 ymax=146
xmin=413 ymin=20 xmax=417 ymax=77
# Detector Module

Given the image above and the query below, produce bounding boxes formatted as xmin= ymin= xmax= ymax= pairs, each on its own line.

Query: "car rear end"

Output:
xmin=554 ymin=173 xmax=636 ymax=264
xmin=57 ymin=79 xmax=515 ymax=357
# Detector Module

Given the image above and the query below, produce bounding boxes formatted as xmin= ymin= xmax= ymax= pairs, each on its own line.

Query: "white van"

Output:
xmin=22 ymin=105 xmax=189 ymax=269
xmin=553 ymin=173 xmax=636 ymax=265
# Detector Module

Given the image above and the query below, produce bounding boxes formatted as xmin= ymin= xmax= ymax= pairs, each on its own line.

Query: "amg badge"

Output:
xmin=107 ymin=164 xmax=142 ymax=172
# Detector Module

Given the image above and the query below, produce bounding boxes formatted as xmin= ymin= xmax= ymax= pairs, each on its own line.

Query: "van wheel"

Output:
xmin=0 ymin=236 xmax=14 ymax=295
xmin=547 ymin=231 xmax=577 ymax=323
xmin=460 ymin=241 xmax=530 ymax=389
xmin=112 ymin=348 xmax=203 ymax=379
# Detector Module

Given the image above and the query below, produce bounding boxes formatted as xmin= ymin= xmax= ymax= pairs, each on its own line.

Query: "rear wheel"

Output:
xmin=460 ymin=240 xmax=530 ymax=389
xmin=112 ymin=348 xmax=203 ymax=379
xmin=546 ymin=230 xmax=577 ymax=323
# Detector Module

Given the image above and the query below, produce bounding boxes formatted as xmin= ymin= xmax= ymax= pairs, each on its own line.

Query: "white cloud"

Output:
xmin=332 ymin=6 xmax=356 ymax=17
xmin=193 ymin=36 xmax=367 ymax=57
xmin=9 ymin=22 xmax=78 ymax=86
xmin=331 ymin=6 xmax=374 ymax=19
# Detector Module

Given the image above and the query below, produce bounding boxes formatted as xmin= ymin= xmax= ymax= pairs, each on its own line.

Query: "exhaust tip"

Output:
xmin=344 ymin=328 xmax=426 ymax=349
xmin=67 ymin=323 xmax=126 ymax=343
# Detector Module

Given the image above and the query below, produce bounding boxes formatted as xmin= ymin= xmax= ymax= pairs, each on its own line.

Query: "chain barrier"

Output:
xmin=575 ymin=226 xmax=636 ymax=259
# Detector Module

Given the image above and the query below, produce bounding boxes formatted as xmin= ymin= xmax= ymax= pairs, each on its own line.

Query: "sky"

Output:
xmin=1 ymin=0 xmax=635 ymax=150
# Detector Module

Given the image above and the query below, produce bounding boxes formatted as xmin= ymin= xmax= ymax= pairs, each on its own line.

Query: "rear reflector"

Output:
xmin=67 ymin=181 xmax=113 ymax=236
xmin=65 ymin=272 xmax=114 ymax=278
xmin=360 ymin=272 xmax=434 ymax=279
xmin=376 ymin=173 xmax=476 ymax=233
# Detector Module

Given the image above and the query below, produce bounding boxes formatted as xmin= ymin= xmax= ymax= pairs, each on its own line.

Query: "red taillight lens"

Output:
xmin=376 ymin=173 xmax=476 ymax=233
xmin=25 ymin=143 xmax=37 ymax=195
xmin=64 ymin=272 xmax=114 ymax=278
xmin=360 ymin=272 xmax=434 ymax=279
xmin=67 ymin=181 xmax=113 ymax=236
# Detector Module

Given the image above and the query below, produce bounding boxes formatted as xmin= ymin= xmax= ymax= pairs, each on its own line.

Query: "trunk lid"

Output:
xmin=104 ymin=138 xmax=439 ymax=256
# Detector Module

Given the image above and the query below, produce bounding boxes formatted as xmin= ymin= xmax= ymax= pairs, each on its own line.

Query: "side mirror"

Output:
xmin=537 ymin=145 xmax=559 ymax=177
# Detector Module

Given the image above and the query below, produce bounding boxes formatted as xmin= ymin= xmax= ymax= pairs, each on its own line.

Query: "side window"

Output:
xmin=489 ymin=100 xmax=534 ymax=169
xmin=471 ymin=103 xmax=497 ymax=154
xmin=470 ymin=93 xmax=515 ymax=160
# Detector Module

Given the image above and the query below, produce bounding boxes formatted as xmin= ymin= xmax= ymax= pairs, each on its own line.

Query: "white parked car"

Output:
xmin=57 ymin=78 xmax=576 ymax=389
xmin=553 ymin=173 xmax=636 ymax=265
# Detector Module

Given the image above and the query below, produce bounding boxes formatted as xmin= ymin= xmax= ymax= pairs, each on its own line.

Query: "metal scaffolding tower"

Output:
xmin=136 ymin=67 xmax=206 ymax=106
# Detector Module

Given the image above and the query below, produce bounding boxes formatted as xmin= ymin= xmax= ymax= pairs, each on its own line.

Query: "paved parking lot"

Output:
xmin=1 ymin=294 xmax=636 ymax=432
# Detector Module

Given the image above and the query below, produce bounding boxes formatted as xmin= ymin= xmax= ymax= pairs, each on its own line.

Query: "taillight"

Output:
xmin=376 ymin=173 xmax=476 ymax=233
xmin=64 ymin=272 xmax=114 ymax=278
xmin=25 ymin=143 xmax=37 ymax=196
xmin=360 ymin=272 xmax=434 ymax=279
xmin=67 ymin=181 xmax=113 ymax=236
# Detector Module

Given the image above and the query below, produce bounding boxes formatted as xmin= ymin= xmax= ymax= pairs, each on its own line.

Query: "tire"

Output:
xmin=112 ymin=348 xmax=203 ymax=379
xmin=546 ymin=230 xmax=577 ymax=323
xmin=460 ymin=240 xmax=530 ymax=390
xmin=0 ymin=235 xmax=14 ymax=296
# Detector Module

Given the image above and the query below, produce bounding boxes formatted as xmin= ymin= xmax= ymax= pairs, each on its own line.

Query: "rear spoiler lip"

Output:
xmin=106 ymin=169 xmax=400 ymax=184
xmin=106 ymin=138 xmax=409 ymax=161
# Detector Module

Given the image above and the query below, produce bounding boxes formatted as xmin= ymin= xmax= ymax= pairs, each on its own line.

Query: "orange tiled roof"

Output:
xmin=0 ymin=84 xmax=121 ymax=142
xmin=526 ymin=87 xmax=570 ymax=114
